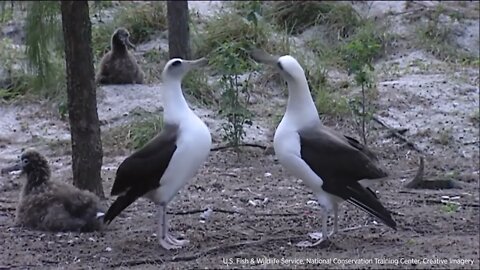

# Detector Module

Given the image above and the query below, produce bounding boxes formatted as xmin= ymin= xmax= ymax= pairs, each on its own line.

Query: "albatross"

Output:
xmin=103 ymin=57 xmax=212 ymax=250
xmin=2 ymin=150 xmax=104 ymax=232
xmin=95 ymin=27 xmax=145 ymax=85
xmin=250 ymin=49 xmax=396 ymax=246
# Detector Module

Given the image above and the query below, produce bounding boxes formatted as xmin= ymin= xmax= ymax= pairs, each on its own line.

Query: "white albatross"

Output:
xmin=103 ymin=57 xmax=212 ymax=250
xmin=250 ymin=49 xmax=396 ymax=246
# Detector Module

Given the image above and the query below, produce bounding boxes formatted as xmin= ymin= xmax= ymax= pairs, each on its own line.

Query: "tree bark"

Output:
xmin=167 ymin=0 xmax=191 ymax=59
xmin=60 ymin=1 xmax=104 ymax=198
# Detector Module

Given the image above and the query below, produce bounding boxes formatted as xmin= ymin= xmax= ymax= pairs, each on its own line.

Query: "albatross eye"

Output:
xmin=171 ymin=60 xmax=182 ymax=67
xmin=277 ymin=62 xmax=284 ymax=70
xmin=22 ymin=158 xmax=29 ymax=166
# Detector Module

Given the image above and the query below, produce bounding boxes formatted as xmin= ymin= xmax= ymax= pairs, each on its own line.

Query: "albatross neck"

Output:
xmin=284 ymin=76 xmax=319 ymax=125
xmin=23 ymin=168 xmax=50 ymax=195
xmin=161 ymin=80 xmax=193 ymax=123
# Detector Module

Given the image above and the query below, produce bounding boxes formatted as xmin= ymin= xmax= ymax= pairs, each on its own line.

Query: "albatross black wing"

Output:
xmin=104 ymin=124 xmax=179 ymax=224
xmin=299 ymin=124 xmax=396 ymax=229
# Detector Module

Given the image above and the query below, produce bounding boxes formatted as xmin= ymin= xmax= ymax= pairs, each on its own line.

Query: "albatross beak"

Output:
xmin=1 ymin=162 xmax=22 ymax=175
xmin=250 ymin=48 xmax=280 ymax=66
xmin=185 ymin=58 xmax=209 ymax=69
xmin=125 ymin=38 xmax=136 ymax=50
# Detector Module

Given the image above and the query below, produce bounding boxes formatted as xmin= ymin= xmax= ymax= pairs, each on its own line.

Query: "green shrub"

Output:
xmin=210 ymin=42 xmax=254 ymax=149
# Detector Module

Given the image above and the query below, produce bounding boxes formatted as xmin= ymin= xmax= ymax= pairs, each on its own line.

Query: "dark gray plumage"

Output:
xmin=103 ymin=123 xmax=179 ymax=224
xmin=95 ymin=27 xmax=145 ymax=85
xmin=299 ymin=125 xmax=396 ymax=229
xmin=9 ymin=150 xmax=104 ymax=232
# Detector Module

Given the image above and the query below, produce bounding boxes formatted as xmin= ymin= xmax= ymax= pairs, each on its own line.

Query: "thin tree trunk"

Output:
xmin=167 ymin=0 xmax=191 ymax=59
xmin=60 ymin=1 xmax=104 ymax=198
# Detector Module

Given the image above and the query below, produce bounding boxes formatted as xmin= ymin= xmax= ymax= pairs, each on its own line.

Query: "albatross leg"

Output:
xmin=157 ymin=205 xmax=189 ymax=249
xmin=331 ymin=203 xmax=339 ymax=236
xmin=307 ymin=207 xmax=331 ymax=247
xmin=331 ymin=203 xmax=364 ymax=234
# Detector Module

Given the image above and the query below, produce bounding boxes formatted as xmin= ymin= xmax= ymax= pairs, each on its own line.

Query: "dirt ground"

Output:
xmin=0 ymin=142 xmax=479 ymax=270
xmin=1 ymin=0 xmax=479 ymax=269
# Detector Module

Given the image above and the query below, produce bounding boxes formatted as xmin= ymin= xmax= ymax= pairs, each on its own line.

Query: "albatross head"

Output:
xmin=1 ymin=149 xmax=51 ymax=180
xmin=250 ymin=49 xmax=306 ymax=83
xmin=112 ymin=27 xmax=136 ymax=50
xmin=161 ymin=58 xmax=209 ymax=82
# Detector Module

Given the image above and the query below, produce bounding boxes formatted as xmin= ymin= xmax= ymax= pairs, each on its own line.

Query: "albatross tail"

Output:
xmin=345 ymin=183 xmax=397 ymax=230
xmin=103 ymin=193 xmax=138 ymax=224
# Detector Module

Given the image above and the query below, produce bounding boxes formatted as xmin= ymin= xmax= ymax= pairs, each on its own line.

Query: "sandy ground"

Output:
xmin=0 ymin=1 xmax=479 ymax=269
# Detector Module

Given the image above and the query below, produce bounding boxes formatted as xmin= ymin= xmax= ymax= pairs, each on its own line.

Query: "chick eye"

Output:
xmin=172 ymin=60 xmax=182 ymax=67
xmin=22 ymin=158 xmax=29 ymax=165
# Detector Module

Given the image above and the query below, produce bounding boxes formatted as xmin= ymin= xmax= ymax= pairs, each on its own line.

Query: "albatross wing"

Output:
xmin=104 ymin=124 xmax=179 ymax=224
xmin=299 ymin=124 xmax=396 ymax=229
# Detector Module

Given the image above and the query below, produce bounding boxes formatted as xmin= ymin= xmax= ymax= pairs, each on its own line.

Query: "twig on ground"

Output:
xmin=111 ymin=235 xmax=306 ymax=267
xmin=413 ymin=199 xmax=479 ymax=208
xmin=0 ymin=206 xmax=16 ymax=212
xmin=211 ymin=143 xmax=267 ymax=152
xmin=372 ymin=115 xmax=426 ymax=155
xmin=167 ymin=208 xmax=241 ymax=216
xmin=167 ymin=207 xmax=299 ymax=217
xmin=0 ymin=199 xmax=16 ymax=204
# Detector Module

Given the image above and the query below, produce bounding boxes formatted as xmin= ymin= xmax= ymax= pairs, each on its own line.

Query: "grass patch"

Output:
xmin=470 ymin=109 xmax=480 ymax=125
xmin=0 ymin=39 xmax=31 ymax=100
xmin=192 ymin=11 xmax=269 ymax=66
xmin=92 ymin=2 xmax=167 ymax=59
xmin=434 ymin=128 xmax=454 ymax=145
xmin=415 ymin=4 xmax=477 ymax=64
xmin=304 ymin=60 xmax=350 ymax=117
xmin=183 ymin=70 xmax=217 ymax=106
xmin=313 ymin=87 xmax=350 ymax=117
xmin=441 ymin=201 xmax=460 ymax=213
xmin=265 ymin=1 xmax=361 ymax=37
xmin=308 ymin=18 xmax=392 ymax=72
xmin=103 ymin=112 xmax=164 ymax=151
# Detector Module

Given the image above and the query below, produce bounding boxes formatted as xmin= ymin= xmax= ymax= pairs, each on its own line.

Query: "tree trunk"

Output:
xmin=167 ymin=0 xmax=191 ymax=59
xmin=60 ymin=1 xmax=104 ymax=198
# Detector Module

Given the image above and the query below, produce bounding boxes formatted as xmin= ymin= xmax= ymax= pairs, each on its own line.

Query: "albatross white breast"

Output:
xmin=251 ymin=49 xmax=396 ymax=246
xmin=103 ymin=57 xmax=212 ymax=250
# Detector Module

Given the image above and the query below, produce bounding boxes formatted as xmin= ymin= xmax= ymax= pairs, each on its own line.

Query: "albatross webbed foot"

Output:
xmin=166 ymin=233 xmax=189 ymax=246
xmin=159 ymin=233 xmax=189 ymax=250
xmin=296 ymin=231 xmax=334 ymax=248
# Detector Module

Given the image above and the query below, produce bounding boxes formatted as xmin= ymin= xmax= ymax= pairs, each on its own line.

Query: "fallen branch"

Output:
xmin=405 ymin=156 xmax=425 ymax=188
xmin=111 ymin=234 xmax=306 ymax=267
xmin=167 ymin=208 xmax=241 ymax=216
xmin=372 ymin=115 xmax=426 ymax=155
xmin=167 ymin=208 xmax=299 ymax=217
xmin=412 ymin=199 xmax=479 ymax=208
xmin=211 ymin=143 xmax=267 ymax=152
xmin=404 ymin=157 xmax=463 ymax=190
xmin=0 ymin=206 xmax=16 ymax=212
